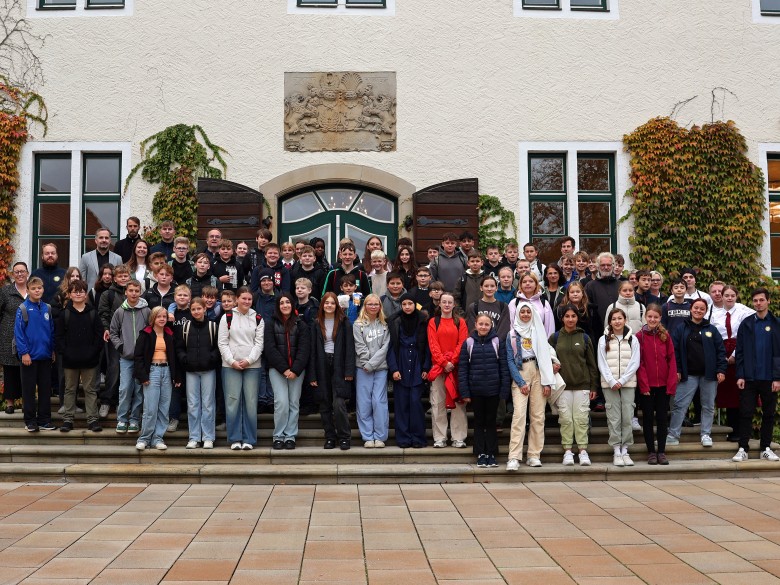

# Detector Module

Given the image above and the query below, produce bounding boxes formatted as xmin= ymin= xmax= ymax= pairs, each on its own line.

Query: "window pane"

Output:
xmin=290 ymin=224 xmax=331 ymax=263
xmin=316 ymin=188 xmax=360 ymax=210
xmin=37 ymin=156 xmax=71 ymax=193
xmin=87 ymin=0 xmax=125 ymax=5
xmin=571 ymin=0 xmax=606 ymax=9
xmin=38 ymin=240 xmax=70 ymax=269
xmin=84 ymin=155 xmax=121 ymax=193
xmin=761 ymin=0 xmax=780 ymax=13
xmin=769 ymin=159 xmax=780 ymax=191
xmin=38 ymin=202 xmax=71 ymax=236
xmin=346 ymin=0 xmax=385 ymax=5
xmin=579 ymin=236 xmax=611 ymax=256
xmin=39 ymin=0 xmax=76 ymax=6
xmin=577 ymin=158 xmax=610 ymax=191
xmin=84 ymin=201 xmax=119 ymax=239
xmin=578 ymin=201 xmax=611 ymax=235
xmin=298 ymin=0 xmax=337 ymax=5
xmin=345 ymin=225 xmax=386 ymax=263
xmin=532 ymin=238 xmax=560 ymax=266
xmin=523 ymin=0 xmax=559 ymax=7
xmin=352 ymin=193 xmax=394 ymax=223
xmin=532 ymin=201 xmax=565 ymax=235
xmin=530 ymin=157 xmax=565 ymax=192
xmin=282 ymin=192 xmax=323 ymax=222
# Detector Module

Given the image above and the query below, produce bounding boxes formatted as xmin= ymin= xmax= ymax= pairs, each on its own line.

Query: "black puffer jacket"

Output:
xmin=308 ymin=317 xmax=356 ymax=400
xmin=174 ymin=318 xmax=220 ymax=372
xmin=264 ymin=316 xmax=311 ymax=376
xmin=458 ymin=329 xmax=510 ymax=400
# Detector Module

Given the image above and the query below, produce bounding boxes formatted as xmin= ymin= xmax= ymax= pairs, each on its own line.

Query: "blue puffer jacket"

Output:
xmin=458 ymin=329 xmax=510 ymax=400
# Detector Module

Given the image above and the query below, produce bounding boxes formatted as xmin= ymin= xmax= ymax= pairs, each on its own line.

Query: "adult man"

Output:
xmin=202 ymin=229 xmax=222 ymax=263
xmin=150 ymin=221 xmax=176 ymax=260
xmin=79 ymin=228 xmax=122 ymax=290
xmin=732 ymin=288 xmax=780 ymax=463
xmin=31 ymin=243 xmax=66 ymax=304
xmin=114 ymin=217 xmax=141 ymax=263
xmin=584 ymin=252 xmax=621 ymax=328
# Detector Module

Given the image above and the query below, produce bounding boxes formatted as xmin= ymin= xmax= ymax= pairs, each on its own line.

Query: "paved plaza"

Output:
xmin=2 ymin=479 xmax=780 ymax=584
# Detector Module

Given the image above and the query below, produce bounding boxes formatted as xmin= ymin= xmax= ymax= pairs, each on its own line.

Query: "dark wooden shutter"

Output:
xmin=197 ymin=179 xmax=266 ymax=250
xmin=412 ymin=178 xmax=479 ymax=264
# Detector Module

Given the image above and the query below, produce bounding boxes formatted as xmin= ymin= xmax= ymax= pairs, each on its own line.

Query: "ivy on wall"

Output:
xmin=478 ymin=194 xmax=517 ymax=251
xmin=125 ymin=124 xmax=227 ymax=247
xmin=623 ymin=117 xmax=773 ymax=301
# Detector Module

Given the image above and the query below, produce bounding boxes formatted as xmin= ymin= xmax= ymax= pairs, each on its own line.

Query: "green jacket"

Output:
xmin=549 ymin=327 xmax=599 ymax=392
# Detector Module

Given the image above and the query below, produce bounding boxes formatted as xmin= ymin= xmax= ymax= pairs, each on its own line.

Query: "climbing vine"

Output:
xmin=478 ymin=194 xmax=517 ymax=251
xmin=125 ymin=124 xmax=227 ymax=247
xmin=623 ymin=117 xmax=774 ymax=302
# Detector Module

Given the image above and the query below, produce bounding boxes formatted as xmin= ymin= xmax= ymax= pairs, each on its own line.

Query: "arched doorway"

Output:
xmin=278 ymin=184 xmax=397 ymax=264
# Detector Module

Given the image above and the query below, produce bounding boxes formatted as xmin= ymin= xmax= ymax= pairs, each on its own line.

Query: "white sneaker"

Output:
xmin=579 ymin=450 xmax=591 ymax=466
xmin=622 ymin=453 xmax=634 ymax=466
xmin=506 ymin=459 xmax=520 ymax=471
xmin=562 ymin=451 xmax=575 ymax=466
xmin=75 ymin=406 xmax=84 ymax=413
xmin=241 ymin=443 xmax=253 ymax=450
xmin=155 ymin=442 xmax=167 ymax=451
xmin=364 ymin=440 xmax=375 ymax=448
xmin=203 ymin=440 xmax=213 ymax=449
xmin=761 ymin=448 xmax=780 ymax=461
xmin=433 ymin=440 xmax=446 ymax=448
xmin=613 ymin=454 xmax=625 ymax=467
xmin=58 ymin=406 xmax=65 ymax=414
xmin=230 ymin=442 xmax=242 ymax=450
xmin=99 ymin=404 xmax=110 ymax=418
xmin=452 ymin=440 xmax=467 ymax=449
xmin=374 ymin=440 xmax=385 ymax=448
xmin=166 ymin=420 xmax=179 ymax=432
xmin=135 ymin=441 xmax=146 ymax=450
xmin=186 ymin=441 xmax=198 ymax=449
xmin=732 ymin=448 xmax=748 ymax=462
xmin=701 ymin=434 xmax=713 ymax=447
xmin=631 ymin=417 xmax=642 ymax=431
xmin=527 ymin=457 xmax=542 ymax=467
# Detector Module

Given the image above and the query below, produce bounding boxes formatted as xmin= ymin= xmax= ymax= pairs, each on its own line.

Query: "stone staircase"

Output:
xmin=1 ymin=401 xmax=778 ymax=484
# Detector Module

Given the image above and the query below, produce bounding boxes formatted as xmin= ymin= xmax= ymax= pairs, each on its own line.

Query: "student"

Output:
xmin=613 ymin=254 xmax=626 ymax=280
xmin=509 ymin=272 xmax=555 ymax=337
xmin=502 ymin=242 xmax=520 ymax=271
xmin=429 ymin=281 xmax=444 ymax=312
xmin=362 ymin=235 xmax=386 ymax=273
xmin=515 ymin=259 xmax=531 ymax=288
xmin=169 ymin=237 xmax=195 ymax=284
xmin=264 ymin=293 xmax=311 ymax=450
xmin=426 ymin=246 xmax=439 ymax=268
xmin=14 ymin=277 xmax=56 ymax=432
xmin=133 ymin=307 xmax=178 ymax=450
xmin=212 ymin=239 xmax=244 ymax=293
xmin=352 ymin=294 xmax=390 ymax=448
xmin=523 ymin=242 xmax=545 ymax=281
xmin=280 ymin=242 xmax=296 ymax=271
xmin=559 ymin=254 xmax=577 ymax=289
xmin=661 ymin=278 xmax=691 ymax=337
xmin=51 ymin=266 xmax=82 ymax=314
xmin=176 ymin=297 xmax=220 ymax=449
xmin=235 ymin=241 xmax=251 ymax=285
xmin=149 ymin=220 xmax=176 ymax=260
xmin=335 ymin=273 xmax=360 ymax=326
xmin=251 ymin=243 xmax=291 ymax=294
xmin=219 ymin=289 xmax=235 ymax=314
xmin=218 ymin=286 xmax=264 ymax=450
xmin=634 ymin=270 xmax=661 ymax=306
xmin=109 ymin=279 xmax=150 ymax=435
xmin=368 ymin=250 xmax=389 ymax=299
xmin=254 ymin=268 xmax=280 ymax=323
xmin=466 ymin=275 xmax=510 ymax=339
xmin=55 ymin=280 xmax=104 ymax=432
xmin=427 ymin=292 xmax=469 ymax=448
xmin=628 ymin=270 xmax=638 ymax=288
xmin=506 ymin=302 xmax=555 ymax=469
xmin=310 ymin=292 xmax=355 ymax=450
xmin=574 ymin=251 xmax=591 ymax=283
xmin=89 ymin=263 xmax=115 ymax=309
xmin=310 ymin=237 xmax=330 ymax=272
xmin=143 ymin=252 xmax=167 ymax=292
xmin=551 ymin=305 xmax=599 ymax=465
xmin=555 ymin=281 xmax=596 ymax=338
xmin=97 ymin=264 xmax=131 ymax=418
xmin=666 ymin=298 xmax=726 ymax=448
xmin=294 ymin=277 xmax=320 ymax=325
xmin=458 ymin=231 xmax=476 ymax=257
xmin=187 ymin=253 xmax=219 ymax=299
xmin=291 ymin=245 xmax=325 ymax=301
xmin=166 ymin=284 xmax=192 ymax=431
xmin=380 ymin=272 xmax=406 ymax=320
xmin=636 ymin=304 xmax=677 ymax=465
xmin=542 ymin=264 xmax=565 ymax=308
xmin=202 ymin=286 xmax=221 ymax=321
xmin=604 ymin=279 xmax=646 ymax=334
xmin=459 ymin=314 xmax=509 ymax=468
xmin=143 ymin=263 xmax=175 ymax=309
xmin=392 ymin=245 xmax=417 ymax=293
xmin=321 ymin=242 xmax=370 ymax=297
xmin=671 ymin=268 xmax=713 ymax=306
xmin=454 ymin=251 xmax=485 ymax=311
xmin=387 ymin=294 xmax=430 ymax=448
xmin=597 ymin=307 xmax=641 ymax=467
xmin=248 ymin=228 xmax=272 ymax=273
xmin=430 ymin=232 xmax=467 ymax=293
xmin=495 ymin=266 xmax=516 ymax=305
xmin=481 ymin=246 xmax=501 ymax=279
xmin=127 ymin=239 xmax=149 ymax=289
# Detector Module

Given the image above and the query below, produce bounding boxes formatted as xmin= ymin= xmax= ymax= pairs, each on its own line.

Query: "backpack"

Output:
xmin=543 ymin=329 xmax=592 ymax=354
xmin=11 ymin=302 xmax=51 ymax=357
xmin=465 ymin=336 xmax=499 ymax=359
xmin=62 ymin=306 xmax=97 ymax=334
xmin=183 ymin=320 xmax=217 ymax=346
xmin=433 ymin=314 xmax=461 ymax=330
xmin=223 ymin=310 xmax=262 ymax=330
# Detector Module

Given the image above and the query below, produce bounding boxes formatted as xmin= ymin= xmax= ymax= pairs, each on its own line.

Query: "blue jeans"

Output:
xmin=669 ymin=375 xmax=717 ymax=439
xmin=139 ymin=365 xmax=172 ymax=447
xmin=355 ymin=369 xmax=389 ymax=441
xmin=118 ymin=358 xmax=143 ymax=425
xmin=258 ymin=358 xmax=273 ymax=408
xmin=222 ymin=367 xmax=259 ymax=445
xmin=269 ymin=368 xmax=303 ymax=441
xmin=186 ymin=370 xmax=216 ymax=442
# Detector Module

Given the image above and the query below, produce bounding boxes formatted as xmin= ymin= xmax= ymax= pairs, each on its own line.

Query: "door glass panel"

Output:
xmin=530 ymin=157 xmax=564 ymax=192
xmin=579 ymin=236 xmax=611 ymax=256
xmin=38 ymin=156 xmax=71 ymax=193
xmin=290 ymin=224 xmax=331 ymax=262
xmin=282 ymin=192 xmax=323 ymax=222
xmin=38 ymin=202 xmax=71 ymax=235
xmin=84 ymin=201 xmax=119 ymax=239
xmin=345 ymin=225 xmax=386 ymax=264
xmin=769 ymin=159 xmax=780 ymax=191
xmin=532 ymin=201 xmax=565 ymax=235
xmin=316 ymin=189 xmax=360 ymax=210
xmin=84 ymin=155 xmax=121 ymax=193
xmin=577 ymin=158 xmax=610 ymax=191
xmin=352 ymin=193 xmax=393 ymax=222
xmin=578 ymin=201 xmax=610 ymax=235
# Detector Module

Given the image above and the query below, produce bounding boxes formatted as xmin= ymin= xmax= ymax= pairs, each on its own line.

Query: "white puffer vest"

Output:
xmin=600 ymin=329 xmax=636 ymax=389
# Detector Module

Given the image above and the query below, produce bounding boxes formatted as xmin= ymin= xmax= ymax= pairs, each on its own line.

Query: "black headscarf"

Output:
xmin=399 ymin=292 xmax=418 ymax=336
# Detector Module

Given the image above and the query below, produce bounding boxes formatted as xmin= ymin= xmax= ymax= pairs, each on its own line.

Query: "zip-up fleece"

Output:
xmin=217 ymin=308 xmax=264 ymax=368
xmin=13 ymin=299 xmax=54 ymax=360
xmin=636 ymin=325 xmax=678 ymax=395
xmin=109 ymin=298 xmax=151 ymax=360
xmin=353 ymin=319 xmax=390 ymax=372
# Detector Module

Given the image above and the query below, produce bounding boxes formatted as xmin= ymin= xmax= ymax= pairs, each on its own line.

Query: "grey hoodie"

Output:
xmin=109 ymin=298 xmax=151 ymax=360
xmin=353 ymin=319 xmax=390 ymax=372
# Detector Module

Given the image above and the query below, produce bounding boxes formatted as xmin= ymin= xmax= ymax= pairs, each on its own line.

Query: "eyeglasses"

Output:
xmin=71 ymin=290 xmax=86 ymax=295
xmin=13 ymin=270 xmax=28 ymax=275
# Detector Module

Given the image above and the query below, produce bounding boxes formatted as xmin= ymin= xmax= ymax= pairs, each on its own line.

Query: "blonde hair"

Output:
xmin=356 ymin=293 xmax=386 ymax=325
xmin=519 ymin=271 xmax=541 ymax=296
xmin=148 ymin=306 xmax=168 ymax=326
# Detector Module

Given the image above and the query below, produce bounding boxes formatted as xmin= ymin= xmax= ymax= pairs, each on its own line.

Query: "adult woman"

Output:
xmin=542 ymin=264 xmax=565 ymax=310
xmin=353 ymin=294 xmax=390 ymax=448
xmin=310 ymin=292 xmax=355 ymax=450
xmin=427 ymin=292 xmax=469 ymax=448
xmin=509 ymin=272 xmax=555 ymax=337
xmin=649 ymin=271 xmax=664 ymax=300
xmin=666 ymin=298 xmax=727 ymax=448
xmin=127 ymin=239 xmax=149 ymax=288
xmin=551 ymin=304 xmax=599 ymax=465
xmin=711 ymin=285 xmax=754 ymax=441
xmin=265 ymin=293 xmax=310 ymax=450
xmin=218 ymin=286 xmax=264 ymax=450
xmin=392 ymin=245 xmax=418 ymax=291
xmin=506 ymin=301 xmax=556 ymax=470
xmin=0 ymin=262 xmax=28 ymax=414
xmin=555 ymin=281 xmax=596 ymax=337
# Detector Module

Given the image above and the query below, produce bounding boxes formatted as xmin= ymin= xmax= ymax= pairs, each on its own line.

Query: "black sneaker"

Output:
xmin=60 ymin=422 xmax=73 ymax=433
xmin=324 ymin=439 xmax=336 ymax=449
xmin=272 ymin=440 xmax=284 ymax=450
xmin=284 ymin=440 xmax=296 ymax=450
xmin=88 ymin=422 xmax=103 ymax=433
xmin=339 ymin=440 xmax=351 ymax=451
xmin=477 ymin=454 xmax=488 ymax=468
xmin=5 ymin=406 xmax=14 ymax=415
xmin=25 ymin=424 xmax=39 ymax=432
xmin=487 ymin=455 xmax=498 ymax=468
xmin=39 ymin=423 xmax=57 ymax=431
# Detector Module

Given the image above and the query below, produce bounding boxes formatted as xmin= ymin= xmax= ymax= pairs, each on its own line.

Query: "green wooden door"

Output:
xmin=279 ymin=185 xmax=397 ymax=264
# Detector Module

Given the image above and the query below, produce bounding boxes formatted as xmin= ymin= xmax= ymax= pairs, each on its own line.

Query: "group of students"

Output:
xmin=4 ymin=226 xmax=780 ymax=469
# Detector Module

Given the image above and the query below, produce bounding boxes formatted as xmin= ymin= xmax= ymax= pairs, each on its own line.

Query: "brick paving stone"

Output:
xmin=236 ymin=550 xmax=303 ymax=571
xmin=0 ymin=546 xmax=60 ymax=567
xmin=487 ymin=547 xmax=557 ymax=568
xmin=675 ymin=551 xmax=759 ymax=573
xmin=30 ymin=557 xmax=111 ymax=579
xmin=604 ymin=543 xmax=679 ymax=564
xmin=163 ymin=558 xmax=238 ymax=581
xmin=556 ymin=554 xmax=635 ymax=577
xmin=500 ymin=566 xmax=577 ymax=585
xmin=367 ymin=569 xmax=436 ymax=584
xmin=299 ymin=558 xmax=366 ymax=581
xmin=364 ymin=549 xmax=429 ymax=570
xmin=628 ymin=562 xmax=716 ymax=585
xmin=90 ymin=568 xmax=167 ymax=585
xmin=705 ymin=573 xmax=780 ymax=585
xmin=429 ymin=557 xmax=504 ymax=581
xmin=109 ymin=548 xmax=183 ymax=569
xmin=229 ymin=572 xmax=300 ymax=585
xmin=721 ymin=540 xmax=780 ymax=560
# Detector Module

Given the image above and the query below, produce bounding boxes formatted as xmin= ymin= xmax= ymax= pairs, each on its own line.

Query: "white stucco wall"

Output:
xmin=15 ymin=0 xmax=780 ymax=270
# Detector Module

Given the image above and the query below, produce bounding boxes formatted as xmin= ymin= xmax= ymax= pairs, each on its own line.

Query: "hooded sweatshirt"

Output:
xmin=353 ymin=319 xmax=390 ymax=372
xmin=509 ymin=292 xmax=554 ymax=337
xmin=109 ymin=298 xmax=151 ymax=360
xmin=217 ymin=308 xmax=264 ymax=368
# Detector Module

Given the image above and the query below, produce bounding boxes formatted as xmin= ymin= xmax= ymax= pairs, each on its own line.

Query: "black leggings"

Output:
xmin=640 ymin=386 xmax=669 ymax=454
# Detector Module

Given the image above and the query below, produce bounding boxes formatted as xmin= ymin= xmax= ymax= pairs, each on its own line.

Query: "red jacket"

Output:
xmin=427 ymin=315 xmax=468 ymax=408
xmin=636 ymin=326 xmax=678 ymax=395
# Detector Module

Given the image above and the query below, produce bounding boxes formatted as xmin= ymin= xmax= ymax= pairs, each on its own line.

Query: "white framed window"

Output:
xmin=514 ymin=0 xmax=618 ymax=19
xmin=519 ymin=142 xmax=630 ymax=265
xmin=28 ymin=0 xmax=133 ymax=18
xmin=759 ymin=144 xmax=780 ymax=278
xmin=18 ymin=142 xmax=132 ymax=267
xmin=288 ymin=0 xmax=395 ymax=16
xmin=753 ymin=0 xmax=780 ymax=23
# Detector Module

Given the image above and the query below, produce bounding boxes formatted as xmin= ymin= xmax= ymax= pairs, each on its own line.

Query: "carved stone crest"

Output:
xmin=284 ymin=71 xmax=396 ymax=152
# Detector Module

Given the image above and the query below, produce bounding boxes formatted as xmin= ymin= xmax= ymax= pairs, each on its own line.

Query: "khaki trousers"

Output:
xmin=430 ymin=376 xmax=468 ymax=442
xmin=508 ymin=361 xmax=547 ymax=460
xmin=63 ymin=367 xmax=99 ymax=424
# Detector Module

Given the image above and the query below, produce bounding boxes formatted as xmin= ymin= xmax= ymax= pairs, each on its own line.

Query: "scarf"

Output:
xmin=512 ymin=301 xmax=556 ymax=387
